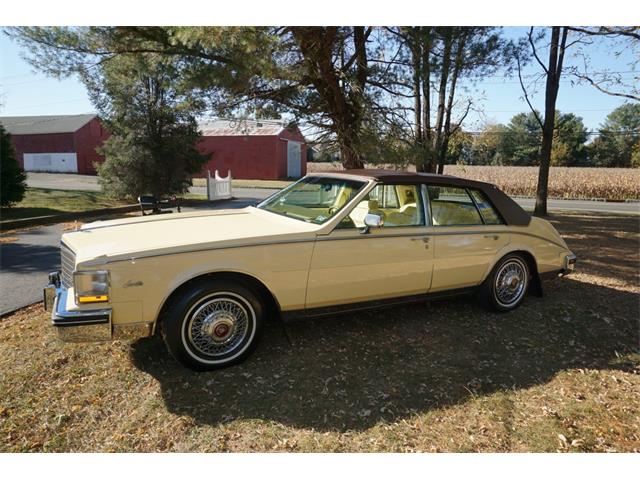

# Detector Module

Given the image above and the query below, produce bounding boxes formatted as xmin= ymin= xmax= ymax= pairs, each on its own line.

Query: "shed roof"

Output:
xmin=199 ymin=119 xmax=289 ymax=137
xmin=0 ymin=114 xmax=97 ymax=135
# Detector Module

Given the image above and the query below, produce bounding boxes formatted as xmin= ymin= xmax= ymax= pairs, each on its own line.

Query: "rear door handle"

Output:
xmin=484 ymin=234 xmax=499 ymax=240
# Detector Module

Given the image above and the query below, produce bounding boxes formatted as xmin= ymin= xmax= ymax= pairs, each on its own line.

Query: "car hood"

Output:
xmin=62 ymin=207 xmax=318 ymax=266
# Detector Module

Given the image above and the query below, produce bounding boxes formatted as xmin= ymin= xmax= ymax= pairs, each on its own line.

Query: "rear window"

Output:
xmin=469 ymin=189 xmax=504 ymax=225
xmin=427 ymin=186 xmax=483 ymax=226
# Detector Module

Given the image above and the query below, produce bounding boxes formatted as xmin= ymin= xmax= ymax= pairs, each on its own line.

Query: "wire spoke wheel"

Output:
xmin=180 ymin=291 xmax=257 ymax=364
xmin=493 ymin=258 xmax=528 ymax=308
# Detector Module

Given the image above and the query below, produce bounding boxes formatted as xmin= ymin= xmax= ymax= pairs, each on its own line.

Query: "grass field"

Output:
xmin=0 ymin=188 xmax=127 ymax=222
xmin=0 ymin=212 xmax=638 ymax=452
xmin=306 ymin=163 xmax=640 ymax=201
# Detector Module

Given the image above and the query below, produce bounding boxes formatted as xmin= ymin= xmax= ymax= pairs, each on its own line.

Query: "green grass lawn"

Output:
xmin=0 ymin=188 xmax=128 ymax=222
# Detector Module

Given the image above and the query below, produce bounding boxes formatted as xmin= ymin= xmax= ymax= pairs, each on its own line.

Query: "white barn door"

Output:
xmin=287 ymin=141 xmax=302 ymax=178
xmin=23 ymin=153 xmax=78 ymax=173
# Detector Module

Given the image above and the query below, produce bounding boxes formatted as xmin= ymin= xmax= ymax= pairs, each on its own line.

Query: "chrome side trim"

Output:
xmin=102 ymin=228 xmax=566 ymax=264
xmin=282 ymin=286 xmax=478 ymax=320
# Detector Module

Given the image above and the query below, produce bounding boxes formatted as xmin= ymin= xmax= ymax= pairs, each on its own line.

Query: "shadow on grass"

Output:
xmin=129 ymin=212 xmax=639 ymax=432
xmin=129 ymin=278 xmax=638 ymax=432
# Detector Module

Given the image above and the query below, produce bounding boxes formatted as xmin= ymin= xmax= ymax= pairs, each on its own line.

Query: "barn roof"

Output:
xmin=199 ymin=119 xmax=289 ymax=137
xmin=0 ymin=114 xmax=97 ymax=135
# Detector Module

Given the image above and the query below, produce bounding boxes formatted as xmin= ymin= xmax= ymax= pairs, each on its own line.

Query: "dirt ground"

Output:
xmin=0 ymin=212 xmax=638 ymax=452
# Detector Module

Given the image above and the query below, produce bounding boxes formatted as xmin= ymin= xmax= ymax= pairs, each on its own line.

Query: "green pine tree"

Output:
xmin=0 ymin=124 xmax=27 ymax=208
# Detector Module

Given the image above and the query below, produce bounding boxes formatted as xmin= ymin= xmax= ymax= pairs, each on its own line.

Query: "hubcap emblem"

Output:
xmin=202 ymin=314 xmax=235 ymax=342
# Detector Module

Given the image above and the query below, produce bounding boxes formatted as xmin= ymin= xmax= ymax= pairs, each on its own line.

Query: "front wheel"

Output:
xmin=479 ymin=254 xmax=530 ymax=312
xmin=161 ymin=279 xmax=264 ymax=370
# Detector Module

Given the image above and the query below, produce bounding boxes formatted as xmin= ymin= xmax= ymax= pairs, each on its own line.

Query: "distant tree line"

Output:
xmin=446 ymin=103 xmax=640 ymax=168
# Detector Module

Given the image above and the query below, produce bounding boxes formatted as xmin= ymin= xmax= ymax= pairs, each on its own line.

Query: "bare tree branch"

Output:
xmin=516 ymin=55 xmax=544 ymax=129
xmin=574 ymin=73 xmax=640 ymax=101
xmin=528 ymin=27 xmax=548 ymax=74
xmin=567 ymin=26 xmax=640 ymax=41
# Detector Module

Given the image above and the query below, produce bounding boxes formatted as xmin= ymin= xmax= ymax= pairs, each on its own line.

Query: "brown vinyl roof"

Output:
xmin=322 ymin=169 xmax=532 ymax=226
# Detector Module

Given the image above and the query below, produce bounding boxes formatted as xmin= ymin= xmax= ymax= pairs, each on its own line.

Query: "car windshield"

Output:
xmin=258 ymin=176 xmax=366 ymax=224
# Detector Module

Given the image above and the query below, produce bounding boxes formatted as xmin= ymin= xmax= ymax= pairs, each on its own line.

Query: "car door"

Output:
xmin=426 ymin=185 xmax=510 ymax=292
xmin=305 ymin=183 xmax=434 ymax=310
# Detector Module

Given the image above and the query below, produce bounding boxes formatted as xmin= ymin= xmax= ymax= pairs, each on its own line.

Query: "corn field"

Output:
xmin=307 ymin=163 xmax=640 ymax=201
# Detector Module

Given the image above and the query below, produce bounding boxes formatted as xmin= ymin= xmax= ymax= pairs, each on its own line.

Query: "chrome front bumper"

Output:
xmin=561 ymin=253 xmax=577 ymax=276
xmin=44 ymin=271 xmax=153 ymax=342
xmin=44 ymin=271 xmax=112 ymax=342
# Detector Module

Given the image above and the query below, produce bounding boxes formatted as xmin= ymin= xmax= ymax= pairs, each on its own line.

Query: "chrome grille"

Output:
xmin=60 ymin=243 xmax=76 ymax=288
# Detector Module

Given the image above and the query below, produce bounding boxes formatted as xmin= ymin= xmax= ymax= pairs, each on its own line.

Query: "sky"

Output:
xmin=0 ymin=27 xmax=637 ymax=132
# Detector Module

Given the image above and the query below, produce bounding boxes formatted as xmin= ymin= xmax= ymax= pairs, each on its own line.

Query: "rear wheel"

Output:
xmin=161 ymin=279 xmax=264 ymax=370
xmin=479 ymin=254 xmax=530 ymax=312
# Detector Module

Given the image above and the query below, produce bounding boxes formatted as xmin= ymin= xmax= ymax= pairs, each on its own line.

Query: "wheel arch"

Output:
xmin=152 ymin=270 xmax=282 ymax=334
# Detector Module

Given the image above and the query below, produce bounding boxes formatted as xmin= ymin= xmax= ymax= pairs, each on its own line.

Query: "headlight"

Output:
xmin=74 ymin=270 xmax=109 ymax=303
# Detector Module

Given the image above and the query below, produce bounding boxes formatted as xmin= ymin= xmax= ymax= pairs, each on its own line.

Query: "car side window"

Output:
xmin=469 ymin=189 xmax=504 ymax=225
xmin=427 ymin=185 xmax=483 ymax=226
xmin=338 ymin=184 xmax=424 ymax=229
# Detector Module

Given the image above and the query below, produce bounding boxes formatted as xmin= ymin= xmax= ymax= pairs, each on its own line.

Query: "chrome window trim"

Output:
xmin=421 ymin=184 xmax=432 ymax=227
xmin=467 ymin=187 xmax=506 ymax=226
xmin=466 ymin=187 xmax=487 ymax=225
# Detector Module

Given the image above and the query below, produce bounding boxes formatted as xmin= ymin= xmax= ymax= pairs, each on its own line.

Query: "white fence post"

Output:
xmin=207 ymin=169 xmax=233 ymax=201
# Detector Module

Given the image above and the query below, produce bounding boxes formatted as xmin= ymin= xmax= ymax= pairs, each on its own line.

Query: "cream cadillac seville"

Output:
xmin=44 ymin=170 xmax=576 ymax=370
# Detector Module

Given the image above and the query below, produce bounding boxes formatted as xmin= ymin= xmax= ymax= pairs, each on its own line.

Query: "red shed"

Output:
xmin=0 ymin=114 xmax=109 ymax=175
xmin=198 ymin=119 xmax=307 ymax=179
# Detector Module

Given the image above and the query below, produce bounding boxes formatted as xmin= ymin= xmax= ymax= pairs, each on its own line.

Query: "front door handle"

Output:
xmin=411 ymin=237 xmax=430 ymax=243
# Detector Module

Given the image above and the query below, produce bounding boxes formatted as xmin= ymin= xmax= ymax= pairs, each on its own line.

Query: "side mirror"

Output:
xmin=362 ymin=213 xmax=384 ymax=234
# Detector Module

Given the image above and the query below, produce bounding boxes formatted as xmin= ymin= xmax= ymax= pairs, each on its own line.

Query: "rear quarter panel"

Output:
xmin=482 ymin=217 xmax=571 ymax=280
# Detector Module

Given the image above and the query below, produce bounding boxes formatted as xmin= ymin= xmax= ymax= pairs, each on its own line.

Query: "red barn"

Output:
xmin=198 ymin=119 xmax=307 ymax=179
xmin=0 ymin=114 xmax=109 ymax=174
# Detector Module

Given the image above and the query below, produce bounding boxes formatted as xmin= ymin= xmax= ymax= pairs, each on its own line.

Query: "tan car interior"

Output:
xmin=342 ymin=184 xmax=491 ymax=228
xmin=345 ymin=185 xmax=422 ymax=228
xmin=428 ymin=187 xmax=484 ymax=226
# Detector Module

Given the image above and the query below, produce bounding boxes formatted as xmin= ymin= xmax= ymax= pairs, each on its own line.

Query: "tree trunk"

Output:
xmin=437 ymin=30 xmax=466 ymax=174
xmin=535 ymin=27 xmax=568 ymax=216
xmin=337 ymin=121 xmax=365 ymax=169
xmin=419 ymin=28 xmax=433 ymax=173
xmin=410 ymin=28 xmax=424 ymax=170
xmin=431 ymin=28 xmax=453 ymax=173
xmin=340 ymin=145 xmax=365 ymax=169
xmin=291 ymin=27 xmax=369 ymax=171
